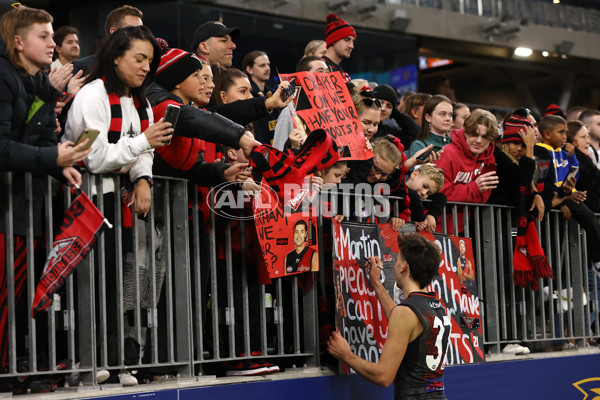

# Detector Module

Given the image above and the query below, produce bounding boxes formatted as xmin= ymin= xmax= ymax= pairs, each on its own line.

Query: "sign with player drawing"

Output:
xmin=332 ymin=220 xmax=484 ymax=373
xmin=254 ymin=204 xmax=319 ymax=278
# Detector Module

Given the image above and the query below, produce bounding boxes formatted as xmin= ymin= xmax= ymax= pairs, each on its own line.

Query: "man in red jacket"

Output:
xmin=435 ymin=109 xmax=499 ymax=234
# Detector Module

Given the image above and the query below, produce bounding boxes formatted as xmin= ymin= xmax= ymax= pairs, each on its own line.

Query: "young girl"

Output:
xmin=408 ymin=94 xmax=453 ymax=157
xmin=489 ymin=114 xmax=546 ymax=218
xmin=351 ymin=88 xmax=381 ymax=141
xmin=452 ymin=102 xmax=470 ymax=131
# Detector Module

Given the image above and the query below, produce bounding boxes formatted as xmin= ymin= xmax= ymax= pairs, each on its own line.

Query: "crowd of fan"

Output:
xmin=0 ymin=1 xmax=599 ymax=394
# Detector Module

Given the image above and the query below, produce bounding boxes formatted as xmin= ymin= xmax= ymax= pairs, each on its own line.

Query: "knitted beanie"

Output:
xmin=325 ymin=13 xmax=356 ymax=48
xmin=373 ymin=84 xmax=398 ymax=108
xmin=544 ymin=103 xmax=567 ymax=119
xmin=154 ymin=48 xmax=203 ymax=91
xmin=502 ymin=115 xmax=532 ymax=144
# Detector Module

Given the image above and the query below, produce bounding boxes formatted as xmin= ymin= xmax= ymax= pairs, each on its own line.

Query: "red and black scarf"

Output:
xmin=512 ymin=187 xmax=553 ymax=290
xmin=106 ymin=91 xmax=150 ymax=143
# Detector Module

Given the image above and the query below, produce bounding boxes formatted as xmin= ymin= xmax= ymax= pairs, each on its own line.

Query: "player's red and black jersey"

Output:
xmin=394 ymin=291 xmax=450 ymax=400
xmin=285 ymin=246 xmax=316 ymax=274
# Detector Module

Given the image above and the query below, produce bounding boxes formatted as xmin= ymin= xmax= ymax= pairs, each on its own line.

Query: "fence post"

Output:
xmin=171 ymin=180 xmax=193 ymax=376
xmin=481 ymin=206 xmax=500 ymax=353
xmin=567 ymin=220 xmax=586 ymax=347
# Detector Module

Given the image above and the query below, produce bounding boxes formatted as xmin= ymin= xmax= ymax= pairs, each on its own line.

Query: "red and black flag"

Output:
xmin=31 ymin=190 xmax=111 ymax=317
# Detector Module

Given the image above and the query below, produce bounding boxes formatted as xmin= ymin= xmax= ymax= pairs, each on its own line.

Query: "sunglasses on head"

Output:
xmin=361 ymin=97 xmax=382 ymax=108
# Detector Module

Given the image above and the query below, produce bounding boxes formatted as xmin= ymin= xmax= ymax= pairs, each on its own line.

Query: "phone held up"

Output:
xmin=74 ymin=128 xmax=100 ymax=150
xmin=162 ymin=104 xmax=180 ymax=145
xmin=281 ymin=79 xmax=296 ymax=102
xmin=561 ymin=165 xmax=579 ymax=187
xmin=416 ymin=145 xmax=444 ymax=162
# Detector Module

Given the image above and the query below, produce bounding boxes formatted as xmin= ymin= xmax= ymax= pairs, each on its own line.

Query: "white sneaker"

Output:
xmin=96 ymin=369 xmax=110 ymax=384
xmin=502 ymin=343 xmax=530 ymax=355
xmin=118 ymin=372 xmax=138 ymax=386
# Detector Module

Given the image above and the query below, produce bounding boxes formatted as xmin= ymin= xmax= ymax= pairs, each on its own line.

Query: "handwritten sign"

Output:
xmin=332 ymin=220 xmax=484 ymax=373
xmin=280 ymin=71 xmax=369 ymax=160
xmin=254 ymin=203 xmax=319 ymax=278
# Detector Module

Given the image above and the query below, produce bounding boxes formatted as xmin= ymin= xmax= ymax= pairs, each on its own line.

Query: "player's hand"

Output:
xmin=365 ymin=256 xmax=383 ymax=284
xmin=326 ymin=331 xmax=351 ymax=361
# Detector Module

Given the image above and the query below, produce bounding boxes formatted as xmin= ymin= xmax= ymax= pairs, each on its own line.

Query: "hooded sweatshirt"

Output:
xmin=435 ymin=128 xmax=496 ymax=233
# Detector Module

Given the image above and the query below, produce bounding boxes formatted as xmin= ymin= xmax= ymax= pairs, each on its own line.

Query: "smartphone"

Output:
xmin=74 ymin=128 xmax=100 ymax=150
xmin=416 ymin=145 xmax=443 ymax=162
xmin=562 ymin=165 xmax=579 ymax=186
xmin=162 ymin=104 xmax=180 ymax=145
xmin=281 ymin=79 xmax=296 ymax=102
xmin=58 ymin=92 xmax=73 ymax=105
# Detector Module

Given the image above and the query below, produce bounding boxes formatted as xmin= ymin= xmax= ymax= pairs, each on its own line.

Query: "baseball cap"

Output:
xmin=191 ymin=21 xmax=240 ymax=53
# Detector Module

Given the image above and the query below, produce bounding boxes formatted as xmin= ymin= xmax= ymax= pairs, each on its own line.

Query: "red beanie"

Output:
xmin=325 ymin=14 xmax=356 ymax=48
xmin=155 ymin=48 xmax=203 ymax=91
xmin=502 ymin=115 xmax=532 ymax=144
xmin=544 ymin=103 xmax=567 ymax=119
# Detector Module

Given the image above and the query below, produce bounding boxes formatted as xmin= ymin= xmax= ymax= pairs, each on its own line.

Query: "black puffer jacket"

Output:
xmin=0 ymin=47 xmax=60 ymax=173
xmin=0 ymin=41 xmax=62 ymax=235
xmin=147 ymin=83 xmax=244 ymax=148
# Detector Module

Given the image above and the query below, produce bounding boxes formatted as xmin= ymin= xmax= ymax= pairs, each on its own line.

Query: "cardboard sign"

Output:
xmin=332 ymin=220 xmax=484 ymax=372
xmin=279 ymin=71 xmax=369 ymax=160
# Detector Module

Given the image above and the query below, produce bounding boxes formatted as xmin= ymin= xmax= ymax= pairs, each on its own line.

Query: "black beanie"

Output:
xmin=373 ymin=84 xmax=398 ymax=108
xmin=154 ymin=48 xmax=203 ymax=91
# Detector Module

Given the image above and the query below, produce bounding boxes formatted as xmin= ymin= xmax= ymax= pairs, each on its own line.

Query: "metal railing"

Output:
xmin=0 ymin=171 xmax=598 ymax=392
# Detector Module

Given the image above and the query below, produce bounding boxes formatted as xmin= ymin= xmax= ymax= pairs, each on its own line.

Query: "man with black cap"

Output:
xmin=191 ymin=21 xmax=240 ymax=68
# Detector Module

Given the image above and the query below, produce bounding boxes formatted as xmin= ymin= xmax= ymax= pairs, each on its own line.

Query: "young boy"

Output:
xmin=534 ymin=115 xmax=600 ymax=274
xmin=390 ymin=163 xmax=447 ymax=232
xmin=327 ymin=233 xmax=450 ymax=399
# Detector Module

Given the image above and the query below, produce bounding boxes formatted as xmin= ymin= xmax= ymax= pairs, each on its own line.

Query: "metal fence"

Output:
xmin=0 ymin=171 xmax=598 ymax=392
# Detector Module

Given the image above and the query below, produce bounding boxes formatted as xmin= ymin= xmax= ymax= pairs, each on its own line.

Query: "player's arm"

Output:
xmin=327 ymin=306 xmax=417 ymax=387
xmin=366 ymin=256 xmax=397 ymax=319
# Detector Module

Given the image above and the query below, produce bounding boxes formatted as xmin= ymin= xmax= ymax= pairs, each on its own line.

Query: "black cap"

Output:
xmin=190 ymin=21 xmax=240 ymax=53
xmin=0 ymin=1 xmax=21 ymax=15
xmin=372 ymin=84 xmax=398 ymax=108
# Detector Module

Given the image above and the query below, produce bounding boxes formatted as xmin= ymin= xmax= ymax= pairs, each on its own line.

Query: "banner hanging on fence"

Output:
xmin=32 ymin=191 xmax=109 ymax=317
xmin=279 ymin=71 xmax=369 ymax=160
xmin=332 ymin=220 xmax=484 ymax=372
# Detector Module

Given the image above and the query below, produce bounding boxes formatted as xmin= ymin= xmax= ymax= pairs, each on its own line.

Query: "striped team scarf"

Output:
xmin=104 ymin=78 xmax=150 ymax=143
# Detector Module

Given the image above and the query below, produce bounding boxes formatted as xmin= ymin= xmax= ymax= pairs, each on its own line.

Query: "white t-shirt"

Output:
xmin=64 ymin=79 xmax=154 ymax=193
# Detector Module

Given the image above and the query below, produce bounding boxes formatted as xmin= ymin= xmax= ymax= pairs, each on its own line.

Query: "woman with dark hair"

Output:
xmin=217 ymin=67 xmax=254 ymax=105
xmin=567 ymin=120 xmax=600 ymax=213
xmin=64 ymin=25 xmax=172 ymax=210
xmin=408 ymin=94 xmax=453 ymax=157
xmin=63 ymin=25 xmax=173 ymax=386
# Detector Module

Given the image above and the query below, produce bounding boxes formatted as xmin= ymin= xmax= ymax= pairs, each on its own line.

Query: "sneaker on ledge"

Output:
xmin=502 ymin=343 xmax=530 ymax=355
xmin=118 ymin=372 xmax=138 ymax=386
xmin=224 ymin=359 xmax=270 ymax=377
xmin=96 ymin=369 xmax=110 ymax=384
